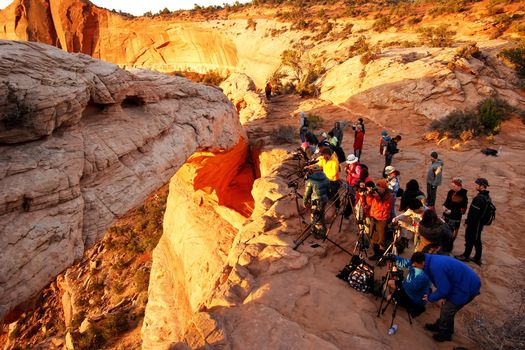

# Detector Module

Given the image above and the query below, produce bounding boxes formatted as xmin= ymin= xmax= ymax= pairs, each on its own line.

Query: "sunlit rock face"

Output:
xmin=0 ymin=40 xmax=245 ymax=322
xmin=0 ymin=0 xmax=286 ymax=87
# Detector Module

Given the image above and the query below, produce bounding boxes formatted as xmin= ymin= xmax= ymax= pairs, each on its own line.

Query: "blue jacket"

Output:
xmin=423 ymin=254 xmax=481 ymax=305
xmin=394 ymin=256 xmax=432 ymax=307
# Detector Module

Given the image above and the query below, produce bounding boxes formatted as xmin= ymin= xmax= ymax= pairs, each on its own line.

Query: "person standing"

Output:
xmin=366 ymin=179 xmax=393 ymax=260
xmin=400 ymin=179 xmax=426 ymax=212
xmin=383 ymin=135 xmax=401 ymax=177
xmin=353 ymin=118 xmax=366 ymax=136
xmin=442 ymin=177 xmax=468 ymax=248
xmin=303 ymin=164 xmax=330 ymax=237
xmin=426 ymin=151 xmax=443 ymax=209
xmin=265 ymin=82 xmax=272 ymax=100
xmin=456 ymin=178 xmax=491 ymax=266
xmin=420 ymin=252 xmax=481 ymax=342
xmin=317 ymin=148 xmax=341 ymax=210
xmin=353 ymin=124 xmax=364 ymax=161
xmin=331 ymin=122 xmax=344 ymax=147
xmin=385 ymin=165 xmax=400 ymax=220
xmin=299 ymin=112 xmax=308 ymax=142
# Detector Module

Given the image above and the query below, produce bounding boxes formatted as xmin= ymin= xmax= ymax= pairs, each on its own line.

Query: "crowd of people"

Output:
xmin=297 ymin=111 xmax=489 ymax=343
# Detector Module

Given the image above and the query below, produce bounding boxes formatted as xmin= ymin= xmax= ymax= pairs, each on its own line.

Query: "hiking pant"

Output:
xmin=433 ymin=301 xmax=466 ymax=338
xmin=370 ymin=218 xmax=387 ymax=249
xmin=463 ymin=222 xmax=484 ymax=260
xmin=354 ymin=148 xmax=362 ymax=161
xmin=383 ymin=154 xmax=393 ymax=177
xmin=426 ymin=183 xmax=438 ymax=207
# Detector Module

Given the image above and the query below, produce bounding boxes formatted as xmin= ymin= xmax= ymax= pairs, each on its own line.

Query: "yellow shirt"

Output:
xmin=318 ymin=154 xmax=340 ymax=181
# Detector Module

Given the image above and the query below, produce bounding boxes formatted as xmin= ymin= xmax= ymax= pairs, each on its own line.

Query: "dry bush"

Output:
xmin=418 ymin=25 xmax=456 ymax=47
xmin=430 ymin=98 xmax=515 ymax=139
xmin=246 ymin=18 xmax=257 ymax=30
xmin=273 ymin=125 xmax=296 ymax=144
xmin=307 ymin=114 xmax=324 ymax=130
xmin=456 ymin=43 xmax=483 ymax=60
xmin=499 ymin=46 xmax=525 ymax=79
xmin=372 ymin=15 xmax=392 ymax=32
xmin=424 ymin=130 xmax=441 ymax=141
xmin=461 ymin=287 xmax=525 ymax=350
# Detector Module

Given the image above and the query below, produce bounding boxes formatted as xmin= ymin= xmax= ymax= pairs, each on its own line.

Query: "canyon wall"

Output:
xmin=0 ymin=40 xmax=245 ymax=322
xmin=0 ymin=0 xmax=285 ymax=87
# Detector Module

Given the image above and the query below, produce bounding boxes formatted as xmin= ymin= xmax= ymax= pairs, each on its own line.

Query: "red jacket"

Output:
xmin=354 ymin=130 xmax=364 ymax=150
xmin=345 ymin=163 xmax=361 ymax=186
xmin=366 ymin=191 xmax=393 ymax=221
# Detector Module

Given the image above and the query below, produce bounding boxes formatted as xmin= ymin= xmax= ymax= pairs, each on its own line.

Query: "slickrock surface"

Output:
xmin=0 ymin=40 xmax=245 ymax=322
xmin=220 ymin=73 xmax=268 ymax=124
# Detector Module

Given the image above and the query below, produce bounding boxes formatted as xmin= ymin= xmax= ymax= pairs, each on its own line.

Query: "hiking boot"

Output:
xmin=433 ymin=333 xmax=452 ymax=342
xmin=424 ymin=323 xmax=440 ymax=333
xmin=455 ymin=254 xmax=470 ymax=262
xmin=471 ymin=258 xmax=482 ymax=266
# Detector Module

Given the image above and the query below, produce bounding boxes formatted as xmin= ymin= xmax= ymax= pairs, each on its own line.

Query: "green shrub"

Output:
xmin=418 ymin=25 xmax=456 ymax=47
xmin=456 ymin=43 xmax=483 ymax=60
xmin=273 ymin=125 xmax=296 ymax=144
xmin=99 ymin=311 xmax=130 ymax=341
xmin=133 ymin=268 xmax=151 ymax=292
xmin=428 ymin=0 xmax=468 ymax=16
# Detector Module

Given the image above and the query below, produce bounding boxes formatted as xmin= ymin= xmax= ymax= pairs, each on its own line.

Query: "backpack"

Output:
xmin=387 ymin=139 xmax=399 ymax=155
xmin=330 ymin=144 xmax=346 ymax=163
xmin=481 ymin=195 xmax=496 ymax=226
xmin=337 ymin=256 xmax=374 ymax=293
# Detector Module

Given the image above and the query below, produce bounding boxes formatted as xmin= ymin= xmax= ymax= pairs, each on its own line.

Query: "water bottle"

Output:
xmin=388 ymin=324 xmax=398 ymax=335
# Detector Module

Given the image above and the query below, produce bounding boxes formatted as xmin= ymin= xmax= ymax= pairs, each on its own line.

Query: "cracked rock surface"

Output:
xmin=0 ymin=40 xmax=245 ymax=321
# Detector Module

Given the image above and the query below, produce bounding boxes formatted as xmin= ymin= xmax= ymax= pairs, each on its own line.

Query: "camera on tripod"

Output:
xmin=287 ymin=181 xmax=299 ymax=189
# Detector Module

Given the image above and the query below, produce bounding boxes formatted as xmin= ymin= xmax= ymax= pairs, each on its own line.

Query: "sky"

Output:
xmin=0 ymin=0 xmax=251 ymax=16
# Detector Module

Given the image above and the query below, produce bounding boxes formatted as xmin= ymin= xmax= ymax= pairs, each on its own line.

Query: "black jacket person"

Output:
xmin=456 ymin=178 xmax=491 ymax=266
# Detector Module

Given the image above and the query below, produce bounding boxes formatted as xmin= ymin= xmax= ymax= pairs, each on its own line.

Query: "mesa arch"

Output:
xmin=0 ymin=40 xmax=250 ymax=322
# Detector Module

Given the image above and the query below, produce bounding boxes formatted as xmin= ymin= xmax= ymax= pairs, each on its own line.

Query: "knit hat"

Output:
xmin=381 ymin=130 xmax=388 ymax=137
xmin=301 ymin=142 xmax=309 ymax=149
xmin=376 ymin=179 xmax=388 ymax=188
xmin=384 ymin=166 xmax=396 ymax=174
xmin=346 ymin=154 xmax=358 ymax=164
xmin=322 ymin=132 xmax=328 ymax=138
xmin=430 ymin=151 xmax=438 ymax=159
xmin=452 ymin=177 xmax=462 ymax=186
xmin=475 ymin=178 xmax=489 ymax=187
xmin=299 ymin=112 xmax=305 ymax=118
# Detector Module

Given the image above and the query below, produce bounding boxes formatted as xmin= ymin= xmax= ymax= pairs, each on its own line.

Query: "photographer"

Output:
xmin=392 ymin=198 xmax=428 ymax=245
xmin=386 ymin=254 xmax=431 ymax=315
xmin=355 ymin=180 xmax=375 ymax=235
xmin=366 ymin=179 xmax=393 ymax=260
xmin=303 ymin=164 xmax=330 ymax=236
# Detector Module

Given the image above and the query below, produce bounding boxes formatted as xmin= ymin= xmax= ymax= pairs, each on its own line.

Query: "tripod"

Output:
xmin=376 ymin=224 xmax=403 ymax=267
xmin=293 ymin=201 xmax=353 ymax=257
xmin=352 ymin=221 xmax=371 ymax=257
xmin=380 ymin=285 xmax=414 ymax=328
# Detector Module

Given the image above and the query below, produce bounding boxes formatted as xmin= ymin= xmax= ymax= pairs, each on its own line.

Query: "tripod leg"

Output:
xmin=293 ymin=222 xmax=314 ymax=250
xmin=324 ymin=237 xmax=353 ymax=257
xmin=390 ymin=300 xmax=398 ymax=328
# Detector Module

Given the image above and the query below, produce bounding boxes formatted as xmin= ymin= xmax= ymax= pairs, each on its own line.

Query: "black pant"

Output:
xmin=383 ymin=154 xmax=393 ymax=177
xmin=433 ymin=300 xmax=466 ymax=337
xmin=427 ymin=183 xmax=438 ymax=207
xmin=354 ymin=149 xmax=362 ymax=161
xmin=329 ymin=180 xmax=341 ymax=209
xmin=463 ymin=222 xmax=484 ymax=260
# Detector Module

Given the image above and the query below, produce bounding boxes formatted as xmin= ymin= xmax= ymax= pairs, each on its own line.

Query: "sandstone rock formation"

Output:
xmin=320 ymin=47 xmax=525 ymax=124
xmin=220 ymin=73 xmax=268 ymax=124
xmin=0 ymin=40 xmax=245 ymax=322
